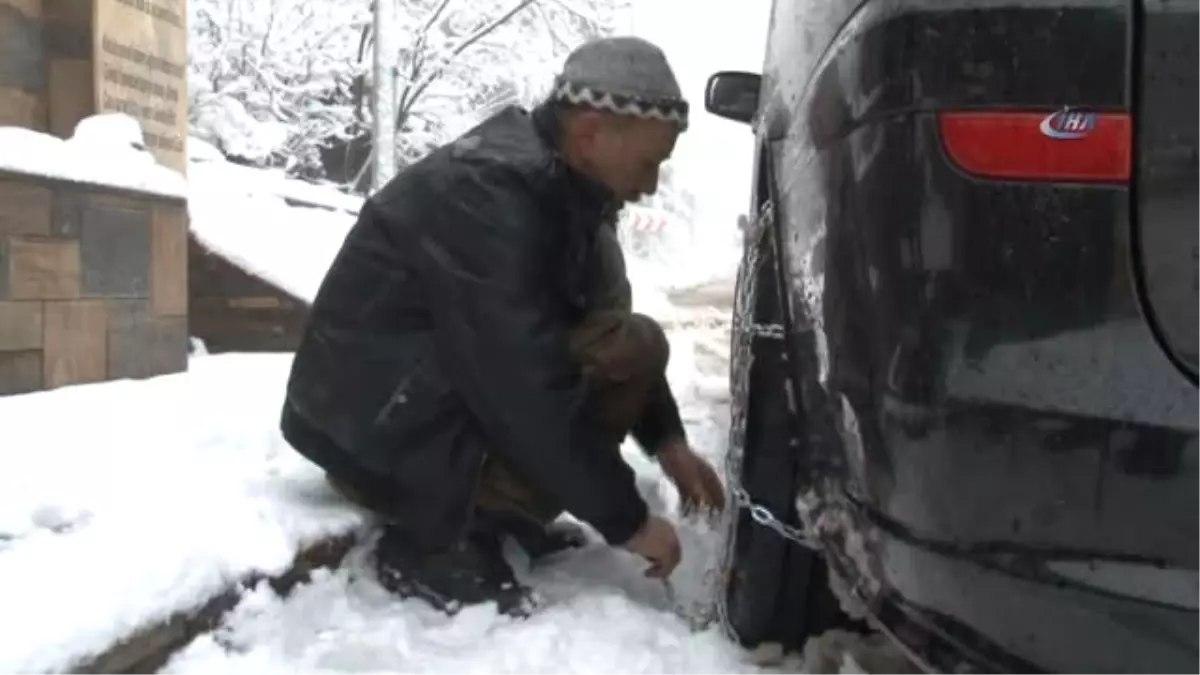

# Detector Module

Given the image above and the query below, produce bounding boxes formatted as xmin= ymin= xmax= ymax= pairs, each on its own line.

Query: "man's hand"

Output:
xmin=657 ymin=439 xmax=727 ymax=515
xmin=623 ymin=515 xmax=682 ymax=578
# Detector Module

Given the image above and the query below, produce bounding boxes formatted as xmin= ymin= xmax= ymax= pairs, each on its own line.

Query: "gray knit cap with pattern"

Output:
xmin=552 ymin=36 xmax=689 ymax=131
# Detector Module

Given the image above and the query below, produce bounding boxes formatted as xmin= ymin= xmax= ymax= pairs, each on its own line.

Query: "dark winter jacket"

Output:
xmin=281 ymin=104 xmax=682 ymax=551
xmin=586 ymin=213 xmax=687 ymax=451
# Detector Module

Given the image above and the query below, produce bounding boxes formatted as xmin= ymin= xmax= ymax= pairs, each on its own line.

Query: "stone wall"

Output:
xmin=189 ymin=235 xmax=311 ymax=353
xmin=0 ymin=0 xmax=187 ymax=172
xmin=0 ymin=170 xmax=188 ymax=395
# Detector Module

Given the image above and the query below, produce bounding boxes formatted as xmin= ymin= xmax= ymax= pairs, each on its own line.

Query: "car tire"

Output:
xmin=722 ymin=202 xmax=855 ymax=651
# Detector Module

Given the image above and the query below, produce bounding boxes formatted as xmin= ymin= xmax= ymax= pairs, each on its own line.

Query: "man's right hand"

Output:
xmin=623 ymin=515 xmax=681 ymax=578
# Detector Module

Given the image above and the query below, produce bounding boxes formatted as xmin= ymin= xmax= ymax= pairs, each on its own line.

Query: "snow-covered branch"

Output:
xmin=189 ymin=0 xmax=627 ymax=189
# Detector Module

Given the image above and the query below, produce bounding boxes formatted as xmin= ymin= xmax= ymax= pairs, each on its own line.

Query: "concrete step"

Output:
xmin=67 ymin=533 xmax=360 ymax=674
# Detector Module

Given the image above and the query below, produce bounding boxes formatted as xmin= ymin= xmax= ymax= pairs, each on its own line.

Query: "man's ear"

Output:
xmin=568 ymin=109 xmax=607 ymax=146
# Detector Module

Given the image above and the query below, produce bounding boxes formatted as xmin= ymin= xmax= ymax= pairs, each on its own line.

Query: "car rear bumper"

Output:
xmin=874 ymin=530 xmax=1199 ymax=673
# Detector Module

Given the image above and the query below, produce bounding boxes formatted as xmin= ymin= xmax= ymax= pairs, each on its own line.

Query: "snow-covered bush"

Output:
xmin=188 ymin=0 xmax=632 ymax=190
xmin=188 ymin=0 xmax=369 ymax=176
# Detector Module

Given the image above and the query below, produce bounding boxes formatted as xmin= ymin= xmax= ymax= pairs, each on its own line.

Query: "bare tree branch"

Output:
xmin=421 ymin=0 xmax=455 ymax=34
xmin=354 ymin=0 xmax=539 ymax=184
xmin=534 ymin=1 xmax=570 ymax=53
xmin=394 ymin=0 xmax=536 ymax=127
xmin=541 ymin=0 xmax=594 ymax=24
xmin=190 ymin=0 xmax=619 ymax=189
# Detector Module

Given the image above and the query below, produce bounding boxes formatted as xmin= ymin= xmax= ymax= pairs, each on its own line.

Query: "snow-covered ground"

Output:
xmin=162 ymin=318 xmax=763 ymax=674
xmin=0 ymin=354 xmax=372 ymax=672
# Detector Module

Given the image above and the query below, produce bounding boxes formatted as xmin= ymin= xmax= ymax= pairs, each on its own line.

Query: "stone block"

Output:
xmin=0 ymin=84 xmax=44 ymax=129
xmin=41 ymin=0 xmax=90 ymax=60
xmin=50 ymin=184 xmax=82 ymax=238
xmin=0 ymin=1 xmax=45 ymax=93
xmin=108 ymin=314 xmax=186 ymax=380
xmin=0 ymin=237 xmax=8 ymax=299
xmin=46 ymin=57 xmax=91 ymax=138
xmin=93 ymin=0 xmax=188 ymax=173
xmin=106 ymin=297 xmax=148 ymax=331
xmin=0 ymin=0 xmax=41 ymax=19
xmin=0 ymin=300 xmax=42 ymax=350
xmin=0 ymin=179 xmax=51 ymax=236
xmin=81 ymin=198 xmax=151 ymax=297
xmin=43 ymin=299 xmax=106 ymax=387
xmin=9 ymin=236 xmax=80 ymax=299
xmin=151 ymin=203 xmax=187 ymax=317
xmin=0 ymin=349 xmax=41 ymax=395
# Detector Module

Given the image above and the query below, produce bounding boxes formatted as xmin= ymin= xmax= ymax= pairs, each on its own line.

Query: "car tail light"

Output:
xmin=938 ymin=110 xmax=1132 ymax=183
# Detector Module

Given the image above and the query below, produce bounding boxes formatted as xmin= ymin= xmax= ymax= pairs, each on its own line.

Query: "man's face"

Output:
xmin=567 ymin=112 xmax=680 ymax=203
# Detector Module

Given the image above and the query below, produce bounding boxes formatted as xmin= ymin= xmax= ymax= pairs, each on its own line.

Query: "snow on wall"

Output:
xmin=0 ymin=114 xmax=187 ymax=199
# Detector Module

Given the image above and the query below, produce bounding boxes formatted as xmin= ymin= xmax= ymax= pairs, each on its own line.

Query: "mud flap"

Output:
xmin=726 ymin=320 xmax=852 ymax=649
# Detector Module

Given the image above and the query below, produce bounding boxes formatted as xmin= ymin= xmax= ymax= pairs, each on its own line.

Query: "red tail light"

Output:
xmin=939 ymin=110 xmax=1132 ymax=183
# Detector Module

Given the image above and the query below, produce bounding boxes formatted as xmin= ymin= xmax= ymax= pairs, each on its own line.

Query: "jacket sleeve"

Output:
xmin=631 ymin=375 xmax=687 ymax=455
xmin=400 ymin=164 xmax=648 ymax=546
xmin=588 ymin=221 xmax=686 ymax=456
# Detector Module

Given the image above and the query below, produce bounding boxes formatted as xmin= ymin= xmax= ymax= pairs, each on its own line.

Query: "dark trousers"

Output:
xmin=324 ymin=311 xmax=670 ymax=528
xmin=473 ymin=310 xmax=670 ymax=524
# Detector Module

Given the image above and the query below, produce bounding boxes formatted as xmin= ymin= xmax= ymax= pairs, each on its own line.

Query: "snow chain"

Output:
xmin=709 ymin=201 xmax=822 ymax=642
xmin=748 ymin=322 xmax=786 ymax=340
xmin=737 ymin=318 xmax=815 ymax=550
xmin=731 ymin=485 xmax=821 ymax=550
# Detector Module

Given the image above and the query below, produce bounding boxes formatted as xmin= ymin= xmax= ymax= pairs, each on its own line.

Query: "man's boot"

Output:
xmin=373 ymin=523 xmax=536 ymax=618
xmin=475 ymin=508 xmax=588 ymax=563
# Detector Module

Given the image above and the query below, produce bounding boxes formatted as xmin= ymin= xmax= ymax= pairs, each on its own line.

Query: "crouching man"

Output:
xmin=280 ymin=36 xmax=725 ymax=617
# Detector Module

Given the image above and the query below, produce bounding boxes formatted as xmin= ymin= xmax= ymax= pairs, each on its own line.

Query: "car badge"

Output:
xmin=1039 ymin=107 xmax=1098 ymax=140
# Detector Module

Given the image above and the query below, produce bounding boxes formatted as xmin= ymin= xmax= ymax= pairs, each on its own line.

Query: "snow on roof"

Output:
xmin=0 ymin=114 xmax=188 ymax=199
xmin=188 ymin=137 xmax=364 ymax=214
xmin=188 ymin=160 xmax=355 ymax=304
xmin=185 ymin=136 xmax=362 ymax=304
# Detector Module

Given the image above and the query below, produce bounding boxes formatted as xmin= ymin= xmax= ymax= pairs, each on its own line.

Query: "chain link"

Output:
xmin=749 ymin=322 xmax=785 ymax=340
xmin=731 ymin=485 xmax=820 ymax=550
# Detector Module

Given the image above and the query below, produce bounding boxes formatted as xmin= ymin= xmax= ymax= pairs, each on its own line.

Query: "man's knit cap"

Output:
xmin=550 ymin=36 xmax=689 ymax=131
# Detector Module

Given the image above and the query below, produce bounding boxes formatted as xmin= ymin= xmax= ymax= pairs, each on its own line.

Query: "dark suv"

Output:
xmin=704 ymin=0 xmax=1198 ymax=672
